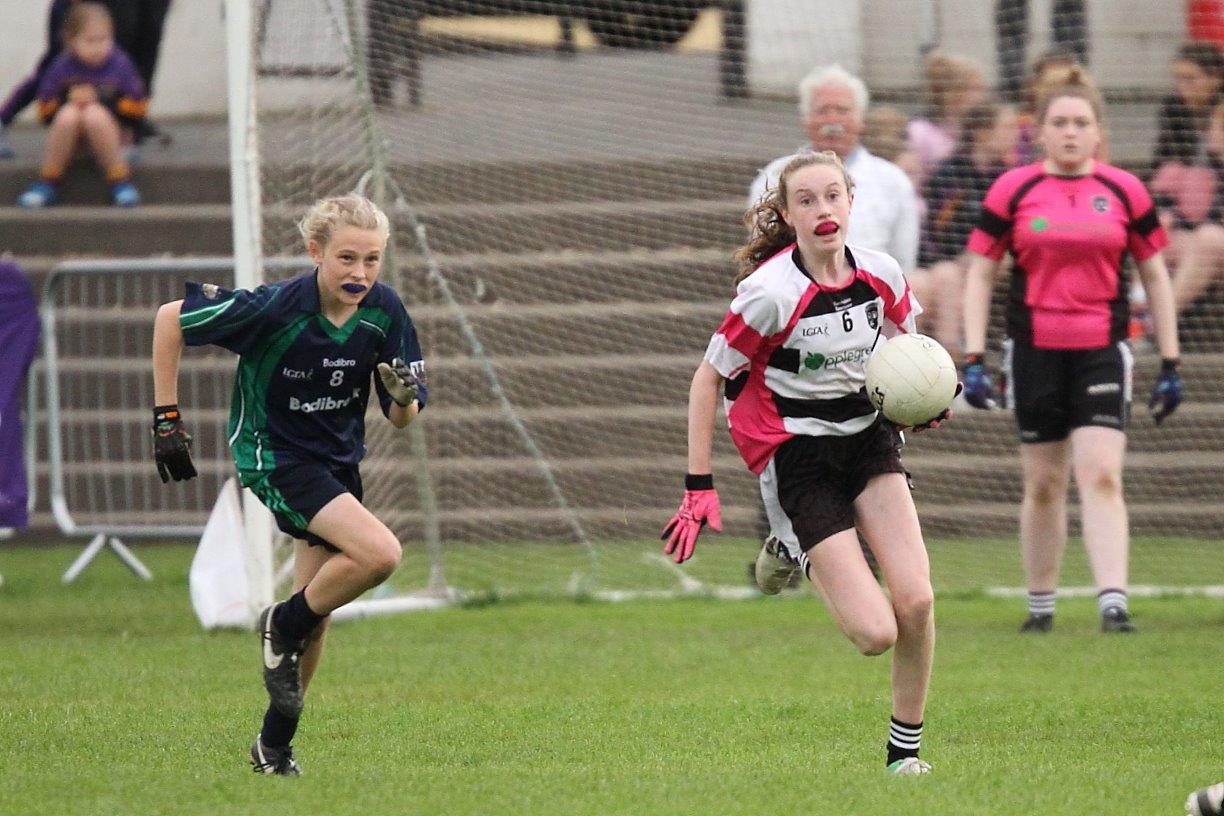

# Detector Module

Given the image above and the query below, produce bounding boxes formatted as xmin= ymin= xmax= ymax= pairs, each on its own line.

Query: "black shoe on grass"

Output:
xmin=1101 ymin=607 xmax=1136 ymax=633
xmin=250 ymin=739 xmax=302 ymax=776
xmin=1019 ymin=613 xmax=1053 ymax=633
xmin=259 ymin=603 xmax=306 ymax=717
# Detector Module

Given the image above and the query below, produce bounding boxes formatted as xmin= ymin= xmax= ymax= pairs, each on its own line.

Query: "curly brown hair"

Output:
xmin=734 ymin=151 xmax=853 ymax=285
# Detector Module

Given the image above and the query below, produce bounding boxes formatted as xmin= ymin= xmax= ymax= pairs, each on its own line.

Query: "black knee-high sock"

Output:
xmin=260 ymin=705 xmax=300 ymax=748
xmin=273 ymin=588 xmax=323 ymax=642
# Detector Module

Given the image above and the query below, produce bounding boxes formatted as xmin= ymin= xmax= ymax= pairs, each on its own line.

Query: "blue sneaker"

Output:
xmin=111 ymin=181 xmax=140 ymax=207
xmin=18 ymin=181 xmax=57 ymax=208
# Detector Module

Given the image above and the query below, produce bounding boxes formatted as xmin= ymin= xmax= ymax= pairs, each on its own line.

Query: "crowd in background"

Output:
xmin=756 ymin=40 xmax=1224 ymax=357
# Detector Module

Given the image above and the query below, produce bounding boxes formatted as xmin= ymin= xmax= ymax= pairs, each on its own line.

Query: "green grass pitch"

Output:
xmin=1 ymin=541 xmax=1222 ymax=815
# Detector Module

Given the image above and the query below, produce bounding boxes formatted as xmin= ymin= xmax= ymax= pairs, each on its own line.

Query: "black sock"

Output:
xmin=273 ymin=589 xmax=323 ymax=642
xmin=260 ymin=705 xmax=300 ymax=748
xmin=887 ymin=716 xmax=923 ymax=766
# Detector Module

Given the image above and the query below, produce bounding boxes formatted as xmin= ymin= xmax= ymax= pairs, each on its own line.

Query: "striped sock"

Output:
xmin=1028 ymin=590 xmax=1056 ymax=617
xmin=1097 ymin=588 xmax=1128 ymax=615
xmin=886 ymin=716 xmax=922 ymax=766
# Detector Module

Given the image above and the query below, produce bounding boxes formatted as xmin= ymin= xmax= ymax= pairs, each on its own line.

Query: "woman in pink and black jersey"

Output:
xmin=662 ymin=151 xmax=944 ymax=775
xmin=961 ymin=68 xmax=1183 ymax=635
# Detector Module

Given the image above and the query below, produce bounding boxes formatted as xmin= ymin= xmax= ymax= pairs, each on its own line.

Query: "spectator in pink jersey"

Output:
xmin=961 ymin=68 xmax=1182 ymax=635
xmin=663 ymin=151 xmax=946 ymax=775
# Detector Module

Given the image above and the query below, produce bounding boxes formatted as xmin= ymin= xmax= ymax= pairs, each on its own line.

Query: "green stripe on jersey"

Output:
xmin=228 ymin=315 xmax=313 ymax=472
xmin=179 ymin=299 xmax=235 ymax=330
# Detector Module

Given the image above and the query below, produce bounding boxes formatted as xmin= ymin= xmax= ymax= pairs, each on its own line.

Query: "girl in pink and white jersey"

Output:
xmin=663 ymin=150 xmax=945 ymax=775
xmin=961 ymin=68 xmax=1183 ymax=635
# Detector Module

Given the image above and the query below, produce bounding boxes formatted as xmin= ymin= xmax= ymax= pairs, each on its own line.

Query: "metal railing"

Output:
xmin=41 ymin=257 xmax=313 ymax=580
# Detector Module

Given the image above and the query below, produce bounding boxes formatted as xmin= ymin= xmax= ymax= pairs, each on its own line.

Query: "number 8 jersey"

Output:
xmin=703 ymin=244 xmax=919 ymax=474
xmin=179 ymin=271 xmax=428 ymax=474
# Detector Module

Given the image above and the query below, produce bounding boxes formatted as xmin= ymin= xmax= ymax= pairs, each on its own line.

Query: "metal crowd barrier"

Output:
xmin=41 ymin=257 xmax=311 ymax=581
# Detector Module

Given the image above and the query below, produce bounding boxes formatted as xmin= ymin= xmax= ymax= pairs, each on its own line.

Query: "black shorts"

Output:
xmin=241 ymin=462 xmax=363 ymax=553
xmin=759 ymin=416 xmax=908 ymax=556
xmin=1003 ymin=339 xmax=1133 ymax=444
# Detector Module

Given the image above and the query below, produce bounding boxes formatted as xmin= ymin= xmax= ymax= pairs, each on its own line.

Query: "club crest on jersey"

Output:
xmin=201 ymin=283 xmax=220 ymax=300
xmin=803 ymin=352 xmax=826 ymax=371
xmin=865 ymin=302 xmax=879 ymax=329
xmin=1092 ymin=195 xmax=1109 ymax=213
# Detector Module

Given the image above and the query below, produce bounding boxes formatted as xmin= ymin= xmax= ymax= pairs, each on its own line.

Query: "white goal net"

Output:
xmin=224 ymin=0 xmax=1223 ymax=603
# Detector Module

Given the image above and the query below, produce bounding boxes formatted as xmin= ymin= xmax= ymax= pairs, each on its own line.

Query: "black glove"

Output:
xmin=376 ymin=357 xmax=423 ymax=407
xmin=153 ymin=404 xmax=197 ymax=483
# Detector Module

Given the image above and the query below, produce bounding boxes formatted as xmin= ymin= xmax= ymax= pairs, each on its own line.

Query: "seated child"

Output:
xmin=18 ymin=1 xmax=147 ymax=208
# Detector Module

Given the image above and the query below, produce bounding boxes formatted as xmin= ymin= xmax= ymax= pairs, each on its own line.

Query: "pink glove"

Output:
xmin=661 ymin=475 xmax=722 ymax=564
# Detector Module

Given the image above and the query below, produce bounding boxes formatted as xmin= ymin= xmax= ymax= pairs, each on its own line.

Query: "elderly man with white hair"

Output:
xmin=748 ymin=64 xmax=920 ymax=274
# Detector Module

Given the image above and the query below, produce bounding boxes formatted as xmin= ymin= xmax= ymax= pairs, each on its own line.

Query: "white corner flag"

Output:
xmin=190 ymin=477 xmax=250 ymax=629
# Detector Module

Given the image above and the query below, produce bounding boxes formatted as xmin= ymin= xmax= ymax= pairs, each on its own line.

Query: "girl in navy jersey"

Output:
xmin=152 ymin=195 xmax=427 ymax=775
xmin=663 ymin=151 xmax=942 ymax=774
xmin=961 ymin=68 xmax=1183 ymax=634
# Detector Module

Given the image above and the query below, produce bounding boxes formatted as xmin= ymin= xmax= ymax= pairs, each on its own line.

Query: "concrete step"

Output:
xmin=0 ymin=162 xmax=231 ymax=207
xmin=47 ymin=298 xmax=729 ymax=360
xmin=0 ymin=197 xmax=747 ymax=256
xmin=0 ymin=155 xmax=762 ymax=209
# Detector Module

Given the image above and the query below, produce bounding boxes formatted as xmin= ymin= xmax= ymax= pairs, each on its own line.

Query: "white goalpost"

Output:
xmin=201 ymin=0 xmax=1222 ymax=617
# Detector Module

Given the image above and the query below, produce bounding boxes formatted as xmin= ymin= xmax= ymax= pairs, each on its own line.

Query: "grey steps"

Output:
xmin=30 ymin=400 xmax=1224 ymax=469
xmin=38 ymin=347 xmax=1224 ymax=411
xmin=0 ymin=156 xmax=762 ymax=208
xmin=0 ymin=197 xmax=747 ymax=256
xmin=0 ymin=163 xmax=231 ymax=206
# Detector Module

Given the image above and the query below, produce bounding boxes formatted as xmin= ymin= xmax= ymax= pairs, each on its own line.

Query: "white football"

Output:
xmin=865 ymin=333 xmax=958 ymax=427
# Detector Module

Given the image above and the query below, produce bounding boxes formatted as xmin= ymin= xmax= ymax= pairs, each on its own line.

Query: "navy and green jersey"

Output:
xmin=179 ymin=271 xmax=428 ymax=474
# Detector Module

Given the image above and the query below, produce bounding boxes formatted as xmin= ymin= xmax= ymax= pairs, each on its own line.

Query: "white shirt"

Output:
xmin=747 ymin=145 xmax=920 ymax=273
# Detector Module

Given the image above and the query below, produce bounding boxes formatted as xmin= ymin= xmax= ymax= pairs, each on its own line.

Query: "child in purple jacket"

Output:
xmin=18 ymin=2 xmax=146 ymax=208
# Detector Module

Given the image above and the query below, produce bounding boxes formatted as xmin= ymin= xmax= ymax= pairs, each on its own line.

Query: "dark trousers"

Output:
xmin=995 ymin=0 xmax=1088 ymax=104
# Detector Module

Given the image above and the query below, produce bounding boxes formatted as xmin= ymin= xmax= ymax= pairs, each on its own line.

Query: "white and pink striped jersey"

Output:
xmin=703 ymin=244 xmax=920 ymax=474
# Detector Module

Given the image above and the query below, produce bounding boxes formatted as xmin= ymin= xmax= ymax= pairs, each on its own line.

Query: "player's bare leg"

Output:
xmin=806 ymin=486 xmax=933 ymax=775
xmin=301 ymin=493 xmax=402 ymax=614
xmin=854 ymin=473 xmax=935 ymax=727
xmin=1019 ymin=440 xmax=1071 ymax=631
xmin=1070 ymin=426 xmax=1134 ymax=632
xmin=805 ymin=528 xmax=898 ymax=657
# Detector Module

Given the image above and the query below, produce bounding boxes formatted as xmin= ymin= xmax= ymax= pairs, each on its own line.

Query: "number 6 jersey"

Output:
xmin=703 ymin=244 xmax=919 ymax=474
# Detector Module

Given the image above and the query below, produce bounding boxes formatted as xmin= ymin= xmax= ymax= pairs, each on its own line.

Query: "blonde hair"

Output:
xmin=923 ymin=51 xmax=984 ymax=120
xmin=64 ymin=2 xmax=112 ymax=40
xmin=298 ymin=194 xmax=390 ymax=250
xmin=734 ymin=151 xmax=853 ymax=284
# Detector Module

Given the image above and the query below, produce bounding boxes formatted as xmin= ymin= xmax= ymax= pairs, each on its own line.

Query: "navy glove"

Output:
xmin=1148 ymin=358 xmax=1182 ymax=425
xmin=961 ymin=354 xmax=997 ymax=410
xmin=153 ymin=404 xmax=197 ymax=483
